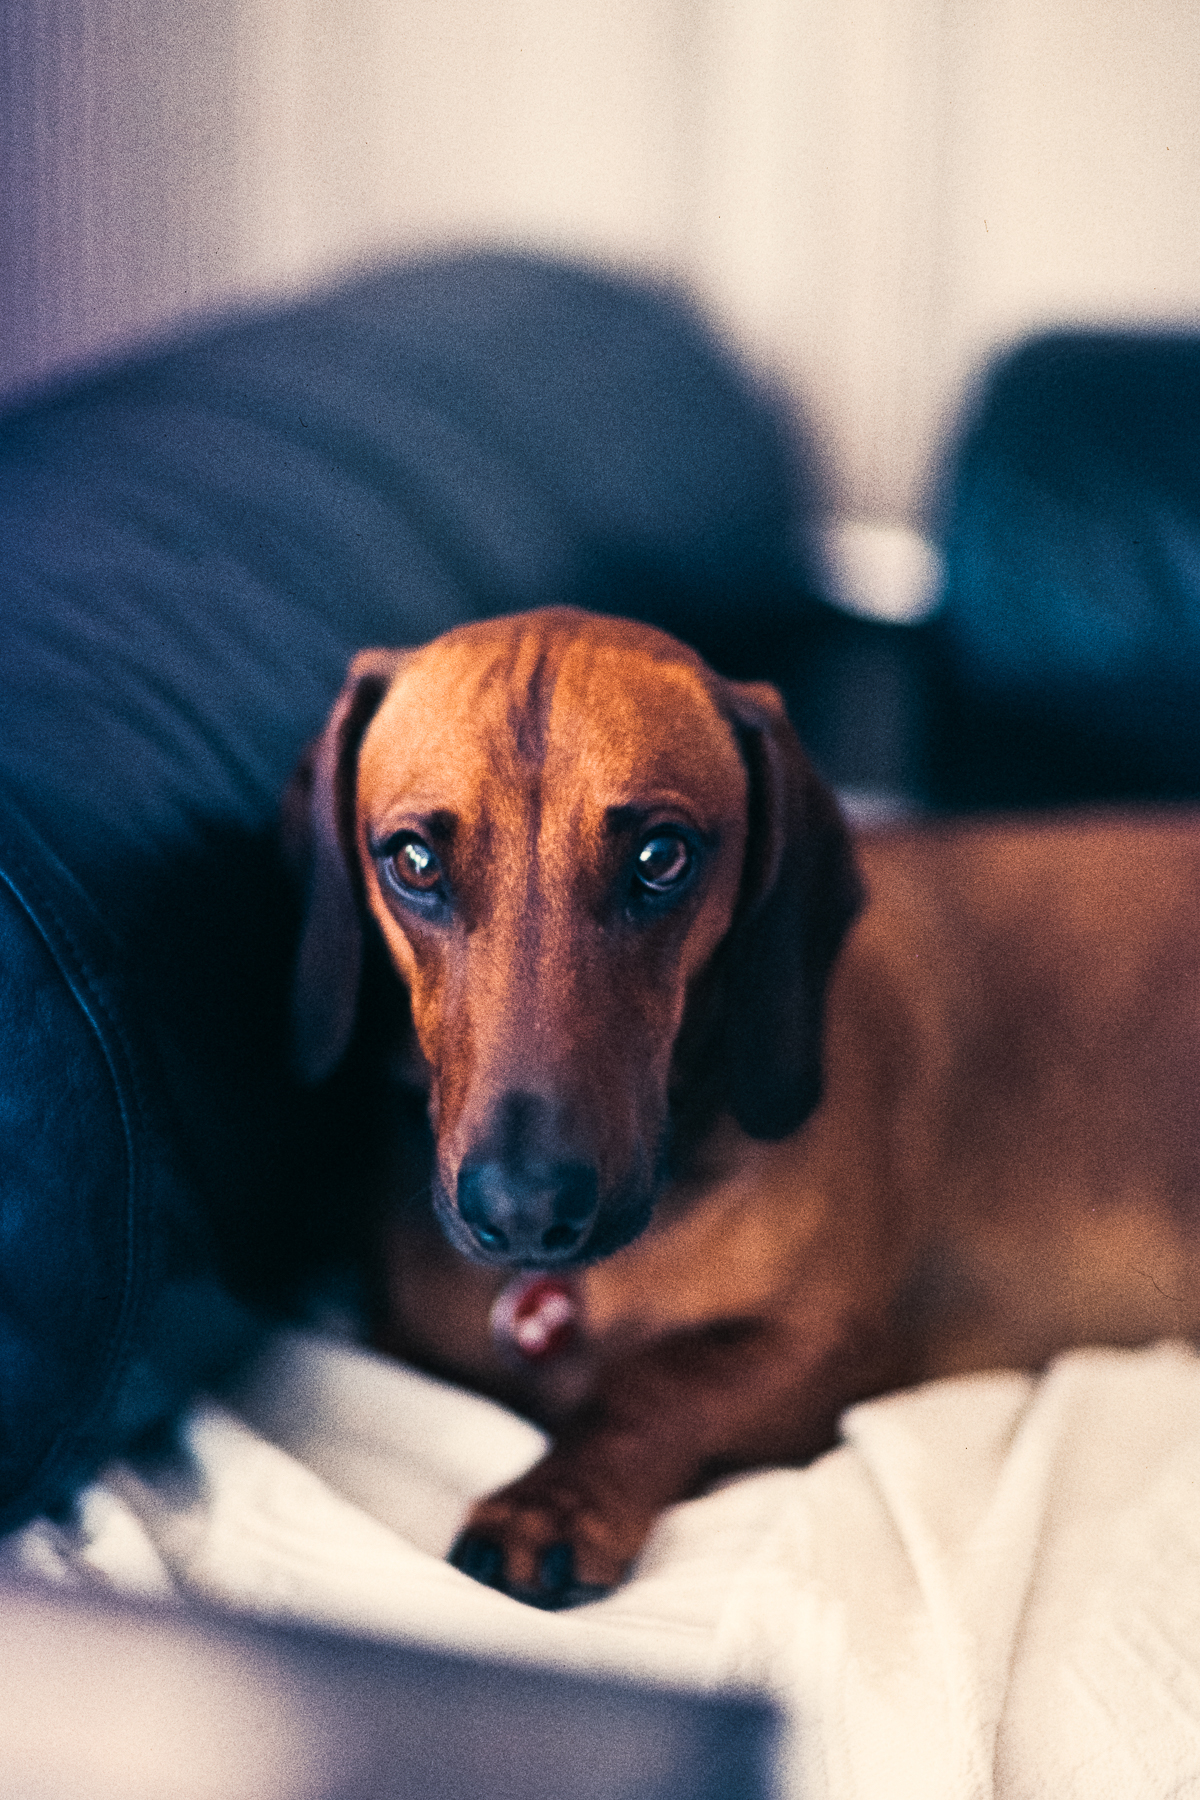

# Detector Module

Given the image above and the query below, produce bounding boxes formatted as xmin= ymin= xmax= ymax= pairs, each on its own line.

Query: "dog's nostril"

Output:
xmin=473 ymin=1222 xmax=509 ymax=1252
xmin=541 ymin=1222 xmax=581 ymax=1253
xmin=458 ymin=1166 xmax=510 ymax=1252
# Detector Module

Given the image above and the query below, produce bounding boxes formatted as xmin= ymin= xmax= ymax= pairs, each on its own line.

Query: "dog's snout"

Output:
xmin=457 ymin=1160 xmax=599 ymax=1263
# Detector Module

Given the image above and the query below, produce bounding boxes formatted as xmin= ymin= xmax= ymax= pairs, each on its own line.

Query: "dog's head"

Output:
xmin=287 ymin=609 xmax=861 ymax=1269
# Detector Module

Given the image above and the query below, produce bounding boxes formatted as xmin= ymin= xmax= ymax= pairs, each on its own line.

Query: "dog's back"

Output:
xmin=853 ymin=811 xmax=1200 ymax=1379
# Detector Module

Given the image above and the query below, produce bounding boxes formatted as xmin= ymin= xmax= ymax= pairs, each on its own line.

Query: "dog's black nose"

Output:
xmin=457 ymin=1161 xmax=599 ymax=1262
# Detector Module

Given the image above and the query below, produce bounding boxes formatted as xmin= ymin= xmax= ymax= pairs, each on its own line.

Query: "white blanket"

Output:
xmin=7 ymin=1330 xmax=1200 ymax=1799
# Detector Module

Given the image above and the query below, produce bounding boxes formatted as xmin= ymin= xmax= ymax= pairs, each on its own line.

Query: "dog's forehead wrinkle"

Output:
xmin=504 ymin=638 xmax=556 ymax=768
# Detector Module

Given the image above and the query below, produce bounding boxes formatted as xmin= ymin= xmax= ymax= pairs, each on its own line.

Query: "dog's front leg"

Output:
xmin=450 ymin=1310 xmax=907 ymax=1608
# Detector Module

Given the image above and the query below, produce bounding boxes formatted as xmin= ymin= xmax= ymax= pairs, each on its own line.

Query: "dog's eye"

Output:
xmin=384 ymin=835 xmax=443 ymax=894
xmin=635 ymin=833 xmax=692 ymax=893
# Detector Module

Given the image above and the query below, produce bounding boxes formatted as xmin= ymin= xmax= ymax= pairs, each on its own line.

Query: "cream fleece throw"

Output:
xmin=5 ymin=1330 xmax=1199 ymax=1800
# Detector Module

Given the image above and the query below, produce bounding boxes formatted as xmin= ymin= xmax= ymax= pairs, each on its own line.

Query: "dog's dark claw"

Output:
xmin=526 ymin=1543 xmax=612 ymax=1611
xmin=448 ymin=1531 xmax=505 ymax=1589
xmin=538 ymin=1541 xmax=575 ymax=1594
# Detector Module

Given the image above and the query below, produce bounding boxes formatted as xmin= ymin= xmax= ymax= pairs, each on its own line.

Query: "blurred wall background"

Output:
xmin=3 ymin=0 xmax=1199 ymax=529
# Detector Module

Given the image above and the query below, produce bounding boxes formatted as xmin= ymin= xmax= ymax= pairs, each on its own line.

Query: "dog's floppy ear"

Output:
xmin=283 ymin=649 xmax=412 ymax=1084
xmin=715 ymin=680 xmax=863 ymax=1139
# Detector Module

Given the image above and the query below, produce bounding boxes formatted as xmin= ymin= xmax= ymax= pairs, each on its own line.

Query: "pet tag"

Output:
xmin=490 ymin=1274 xmax=578 ymax=1361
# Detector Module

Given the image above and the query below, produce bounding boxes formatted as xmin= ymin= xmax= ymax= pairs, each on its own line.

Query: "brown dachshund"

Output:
xmin=287 ymin=606 xmax=1200 ymax=1608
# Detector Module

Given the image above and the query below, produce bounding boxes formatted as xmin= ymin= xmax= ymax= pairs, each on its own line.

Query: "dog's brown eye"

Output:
xmin=388 ymin=836 xmax=442 ymax=892
xmin=635 ymin=834 xmax=692 ymax=892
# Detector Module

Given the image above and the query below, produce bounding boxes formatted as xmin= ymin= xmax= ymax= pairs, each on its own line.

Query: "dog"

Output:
xmin=286 ymin=606 xmax=1200 ymax=1608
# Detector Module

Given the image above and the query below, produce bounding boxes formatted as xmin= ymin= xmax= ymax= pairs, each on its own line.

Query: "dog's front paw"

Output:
xmin=448 ymin=1465 xmax=653 ymax=1609
xmin=449 ymin=1529 xmax=611 ymax=1610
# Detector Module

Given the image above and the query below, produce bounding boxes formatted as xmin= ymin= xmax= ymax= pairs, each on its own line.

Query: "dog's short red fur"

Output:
xmin=288 ymin=607 xmax=1200 ymax=1606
